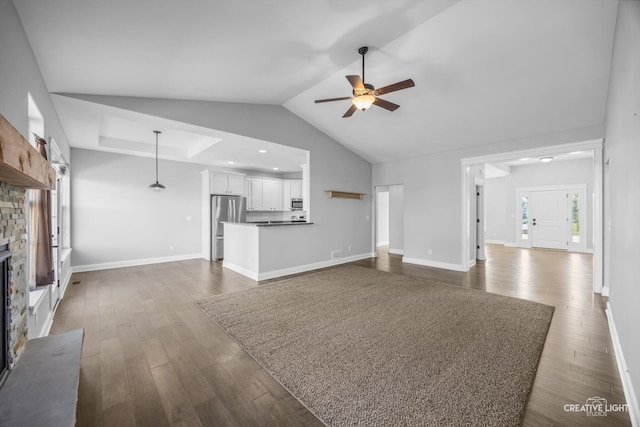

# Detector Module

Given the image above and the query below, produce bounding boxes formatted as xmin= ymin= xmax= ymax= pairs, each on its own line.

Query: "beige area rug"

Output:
xmin=195 ymin=265 xmax=554 ymax=426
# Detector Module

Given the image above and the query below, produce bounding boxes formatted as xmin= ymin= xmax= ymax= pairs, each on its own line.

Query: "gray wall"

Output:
xmin=64 ymin=94 xmax=373 ymax=270
xmin=373 ymin=124 xmax=604 ymax=268
xmin=502 ymin=158 xmax=594 ymax=248
xmin=71 ymin=149 xmax=204 ymax=267
xmin=484 ymin=178 xmax=506 ymax=243
xmin=0 ymin=0 xmax=70 ymax=160
xmin=604 ymin=0 xmax=640 ymax=417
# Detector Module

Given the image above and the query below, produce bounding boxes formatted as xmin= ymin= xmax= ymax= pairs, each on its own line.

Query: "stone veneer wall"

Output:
xmin=0 ymin=182 xmax=28 ymax=367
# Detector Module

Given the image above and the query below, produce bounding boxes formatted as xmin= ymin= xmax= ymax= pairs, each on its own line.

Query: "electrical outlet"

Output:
xmin=169 ymin=245 xmax=174 ymax=251
xmin=348 ymin=245 xmax=352 ymax=251
xmin=331 ymin=250 xmax=343 ymax=260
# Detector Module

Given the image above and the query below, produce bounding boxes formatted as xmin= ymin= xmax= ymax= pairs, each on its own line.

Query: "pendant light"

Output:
xmin=149 ymin=130 xmax=166 ymax=192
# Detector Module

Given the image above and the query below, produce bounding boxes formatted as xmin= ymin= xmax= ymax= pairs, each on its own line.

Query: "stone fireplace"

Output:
xmin=0 ymin=114 xmax=56 ymax=376
xmin=0 ymin=182 xmax=28 ymax=377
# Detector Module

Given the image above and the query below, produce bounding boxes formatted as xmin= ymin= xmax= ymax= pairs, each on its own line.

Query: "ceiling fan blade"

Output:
xmin=343 ymin=104 xmax=358 ymax=118
xmin=374 ymin=79 xmax=415 ymax=96
xmin=346 ymin=75 xmax=365 ymax=90
xmin=373 ymin=97 xmax=400 ymax=111
xmin=315 ymin=96 xmax=352 ymax=103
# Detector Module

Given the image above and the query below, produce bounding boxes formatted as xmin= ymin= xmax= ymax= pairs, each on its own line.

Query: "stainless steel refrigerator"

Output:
xmin=211 ymin=194 xmax=246 ymax=260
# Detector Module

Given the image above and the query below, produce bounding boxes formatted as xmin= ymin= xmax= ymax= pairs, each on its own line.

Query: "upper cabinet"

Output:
xmin=283 ymin=180 xmax=303 ymax=211
xmin=246 ymin=178 xmax=263 ymax=211
xmin=211 ymin=172 xmax=244 ymax=195
xmin=262 ymin=179 xmax=283 ymax=211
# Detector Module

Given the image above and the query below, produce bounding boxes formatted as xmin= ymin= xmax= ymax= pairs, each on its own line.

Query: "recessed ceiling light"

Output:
xmin=272 ymin=167 xmax=279 ymax=171
xmin=519 ymin=157 xmax=531 ymax=161
xmin=569 ymin=151 xmax=583 ymax=155
xmin=259 ymin=150 xmax=267 ymax=154
xmin=540 ymin=157 xmax=554 ymax=163
xmin=227 ymin=161 xmax=234 ymax=165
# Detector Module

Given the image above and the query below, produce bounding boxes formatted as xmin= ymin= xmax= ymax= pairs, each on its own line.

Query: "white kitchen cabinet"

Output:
xmin=290 ymin=180 xmax=303 ymax=198
xmin=210 ymin=172 xmax=245 ymax=195
xmin=249 ymin=179 xmax=263 ymax=211
xmin=283 ymin=180 xmax=303 ymax=211
xmin=262 ymin=179 xmax=283 ymax=211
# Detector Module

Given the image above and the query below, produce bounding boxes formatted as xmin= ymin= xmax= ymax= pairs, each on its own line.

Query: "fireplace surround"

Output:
xmin=0 ymin=114 xmax=56 ymax=375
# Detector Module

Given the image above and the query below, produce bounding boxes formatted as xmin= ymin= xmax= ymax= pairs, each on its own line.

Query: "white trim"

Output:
xmin=224 ymin=252 xmax=376 ymax=281
xmin=402 ymin=257 xmax=465 ymax=272
xmin=222 ymin=261 xmax=259 ymax=281
xmin=593 ymin=147 xmax=604 ymax=294
xmin=72 ymin=253 xmax=202 ymax=273
xmin=388 ymin=248 xmax=404 ymax=255
xmin=460 ymin=139 xmax=604 ymax=279
xmin=601 ymin=286 xmax=610 ymax=297
xmin=28 ymin=288 xmax=47 ymax=313
xmin=59 ymin=264 xmax=73 ymax=299
xmin=485 ymin=239 xmax=505 ymax=245
xmin=376 ymin=241 xmax=389 ymax=247
xmin=460 ymin=139 xmax=603 ymax=166
xmin=40 ymin=309 xmax=55 ymax=338
xmin=504 ymin=242 xmax=519 ymax=247
xmin=606 ymin=302 xmax=639 ymax=427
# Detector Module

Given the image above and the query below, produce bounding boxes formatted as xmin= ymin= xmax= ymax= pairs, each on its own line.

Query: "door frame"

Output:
xmin=460 ymin=139 xmax=604 ymax=294
xmin=516 ymin=185 xmax=588 ymax=252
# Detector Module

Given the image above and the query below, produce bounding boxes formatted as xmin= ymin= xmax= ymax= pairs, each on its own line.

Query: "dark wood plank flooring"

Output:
xmin=51 ymin=244 xmax=631 ymax=426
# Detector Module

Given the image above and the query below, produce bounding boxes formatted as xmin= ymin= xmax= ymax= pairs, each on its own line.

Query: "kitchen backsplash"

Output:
xmin=247 ymin=211 xmax=307 ymax=223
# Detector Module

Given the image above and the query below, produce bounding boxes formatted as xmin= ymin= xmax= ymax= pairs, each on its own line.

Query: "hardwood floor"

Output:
xmin=51 ymin=244 xmax=631 ymax=426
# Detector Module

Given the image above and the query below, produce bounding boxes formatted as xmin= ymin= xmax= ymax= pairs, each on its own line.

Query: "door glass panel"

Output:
xmin=521 ymin=195 xmax=529 ymax=240
xmin=571 ymin=193 xmax=580 ymax=243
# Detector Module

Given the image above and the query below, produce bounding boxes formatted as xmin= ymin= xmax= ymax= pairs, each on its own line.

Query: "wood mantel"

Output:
xmin=0 ymin=114 xmax=55 ymax=190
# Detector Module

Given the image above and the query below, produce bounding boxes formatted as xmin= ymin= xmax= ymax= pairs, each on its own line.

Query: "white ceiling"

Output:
xmin=14 ymin=0 xmax=618 ymax=167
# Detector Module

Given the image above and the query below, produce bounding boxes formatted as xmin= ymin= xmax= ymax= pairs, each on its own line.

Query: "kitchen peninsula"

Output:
xmin=223 ymin=221 xmax=314 ymax=281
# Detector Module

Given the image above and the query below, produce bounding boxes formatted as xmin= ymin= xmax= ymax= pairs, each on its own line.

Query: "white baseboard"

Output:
xmin=388 ymin=248 xmax=404 ymax=255
xmin=504 ymin=242 xmax=519 ymax=248
xmin=402 ymin=257 xmax=465 ymax=272
xmin=225 ymin=252 xmax=376 ymax=281
xmin=72 ymin=253 xmax=203 ymax=273
xmin=485 ymin=239 xmax=505 ymax=245
xmin=606 ymin=302 xmax=639 ymax=427
xmin=601 ymin=286 xmax=610 ymax=297
xmin=376 ymin=241 xmax=389 ymax=247
xmin=222 ymin=261 xmax=260 ymax=281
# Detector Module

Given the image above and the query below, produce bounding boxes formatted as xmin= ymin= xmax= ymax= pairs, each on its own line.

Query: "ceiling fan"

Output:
xmin=314 ymin=46 xmax=415 ymax=118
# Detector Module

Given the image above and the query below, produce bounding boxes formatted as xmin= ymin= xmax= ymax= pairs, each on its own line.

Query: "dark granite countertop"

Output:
xmin=246 ymin=221 xmax=313 ymax=227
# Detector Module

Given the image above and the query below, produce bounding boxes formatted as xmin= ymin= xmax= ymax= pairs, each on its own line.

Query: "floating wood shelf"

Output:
xmin=0 ymin=114 xmax=55 ymax=190
xmin=325 ymin=190 xmax=365 ymax=200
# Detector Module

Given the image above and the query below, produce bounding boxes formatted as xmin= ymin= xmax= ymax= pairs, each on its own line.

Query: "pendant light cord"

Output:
xmin=154 ymin=130 xmax=161 ymax=183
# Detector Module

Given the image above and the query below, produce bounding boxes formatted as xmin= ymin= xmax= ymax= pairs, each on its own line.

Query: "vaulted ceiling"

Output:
xmin=14 ymin=0 xmax=618 ymax=167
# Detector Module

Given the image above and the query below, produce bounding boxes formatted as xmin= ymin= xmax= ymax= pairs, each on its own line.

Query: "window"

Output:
xmin=521 ymin=195 xmax=529 ymax=240
xmin=571 ymin=193 xmax=580 ymax=244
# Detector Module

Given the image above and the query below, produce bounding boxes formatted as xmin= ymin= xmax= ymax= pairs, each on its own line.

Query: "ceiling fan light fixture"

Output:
xmin=352 ymin=94 xmax=375 ymax=111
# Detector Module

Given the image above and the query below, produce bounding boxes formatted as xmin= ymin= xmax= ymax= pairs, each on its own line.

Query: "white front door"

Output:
xmin=531 ymin=191 xmax=567 ymax=250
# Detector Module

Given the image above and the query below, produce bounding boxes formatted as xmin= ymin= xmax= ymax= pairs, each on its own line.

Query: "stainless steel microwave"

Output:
xmin=291 ymin=198 xmax=303 ymax=211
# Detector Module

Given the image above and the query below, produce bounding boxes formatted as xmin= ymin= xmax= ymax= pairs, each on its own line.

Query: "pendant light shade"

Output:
xmin=149 ymin=130 xmax=165 ymax=192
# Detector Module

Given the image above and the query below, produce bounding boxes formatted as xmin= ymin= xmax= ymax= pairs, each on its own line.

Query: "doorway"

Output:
xmin=374 ymin=185 xmax=405 ymax=256
xmin=460 ymin=139 xmax=603 ymax=293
